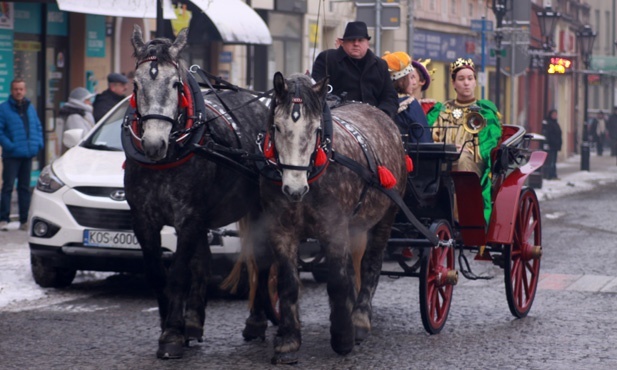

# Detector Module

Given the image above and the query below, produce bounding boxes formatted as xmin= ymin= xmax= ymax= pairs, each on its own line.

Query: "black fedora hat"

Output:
xmin=341 ymin=21 xmax=371 ymax=40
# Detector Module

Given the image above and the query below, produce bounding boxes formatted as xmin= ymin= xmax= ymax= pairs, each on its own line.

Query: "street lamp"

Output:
xmin=577 ymin=24 xmax=597 ymax=171
xmin=536 ymin=6 xmax=560 ymax=116
xmin=489 ymin=0 xmax=508 ymax=110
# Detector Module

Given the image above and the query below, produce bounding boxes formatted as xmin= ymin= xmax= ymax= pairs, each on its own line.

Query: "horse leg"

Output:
xmin=352 ymin=206 xmax=398 ymax=344
xmin=132 ymin=220 xmax=168 ymax=327
xmin=271 ymin=238 xmax=302 ymax=365
xmin=184 ymin=243 xmax=211 ymax=344
xmin=324 ymin=234 xmax=356 ymax=356
xmin=156 ymin=231 xmax=202 ymax=359
xmin=350 ymin=232 xmax=367 ymax=293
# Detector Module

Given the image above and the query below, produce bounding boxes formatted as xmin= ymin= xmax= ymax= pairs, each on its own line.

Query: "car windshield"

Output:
xmin=82 ymin=99 xmax=129 ymax=151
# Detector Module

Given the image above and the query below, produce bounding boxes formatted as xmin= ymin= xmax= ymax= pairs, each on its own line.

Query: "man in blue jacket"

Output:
xmin=0 ymin=79 xmax=44 ymax=231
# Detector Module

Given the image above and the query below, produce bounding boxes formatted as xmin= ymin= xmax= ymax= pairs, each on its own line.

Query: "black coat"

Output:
xmin=542 ymin=118 xmax=562 ymax=151
xmin=93 ymin=89 xmax=125 ymax=122
xmin=311 ymin=47 xmax=398 ymax=119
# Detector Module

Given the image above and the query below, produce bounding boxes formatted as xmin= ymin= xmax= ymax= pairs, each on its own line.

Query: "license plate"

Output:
xmin=83 ymin=230 xmax=141 ymax=249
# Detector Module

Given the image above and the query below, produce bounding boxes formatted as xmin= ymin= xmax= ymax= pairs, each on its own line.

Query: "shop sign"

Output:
xmin=85 ymin=15 xmax=105 ymax=58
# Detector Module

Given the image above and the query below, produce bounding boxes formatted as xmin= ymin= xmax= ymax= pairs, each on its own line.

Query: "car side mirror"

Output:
xmin=63 ymin=129 xmax=84 ymax=149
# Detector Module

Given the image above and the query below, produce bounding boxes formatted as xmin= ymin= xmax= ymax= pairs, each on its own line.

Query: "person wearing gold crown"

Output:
xmin=427 ymin=57 xmax=502 ymax=224
xmin=381 ymin=51 xmax=432 ymax=143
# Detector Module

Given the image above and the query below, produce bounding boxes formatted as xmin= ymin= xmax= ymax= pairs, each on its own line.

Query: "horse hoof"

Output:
xmin=354 ymin=326 xmax=370 ymax=344
xmin=271 ymin=352 xmax=299 ymax=365
xmin=331 ymin=334 xmax=354 ymax=355
xmin=184 ymin=325 xmax=204 ymax=344
xmin=156 ymin=342 xmax=184 ymax=359
xmin=242 ymin=320 xmax=267 ymax=342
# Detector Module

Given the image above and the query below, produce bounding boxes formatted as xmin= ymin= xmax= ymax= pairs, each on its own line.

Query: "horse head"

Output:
xmin=131 ymin=24 xmax=188 ymax=161
xmin=270 ymin=72 xmax=329 ymax=202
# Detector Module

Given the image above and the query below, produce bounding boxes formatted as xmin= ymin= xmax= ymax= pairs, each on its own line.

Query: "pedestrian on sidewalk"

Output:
xmin=542 ymin=109 xmax=562 ymax=180
xmin=607 ymin=107 xmax=617 ymax=157
xmin=0 ymin=78 xmax=44 ymax=231
xmin=590 ymin=111 xmax=607 ymax=156
xmin=57 ymin=87 xmax=96 ymax=154
xmin=92 ymin=73 xmax=129 ymax=122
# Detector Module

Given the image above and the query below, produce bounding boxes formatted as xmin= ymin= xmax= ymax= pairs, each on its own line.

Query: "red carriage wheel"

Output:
xmin=266 ymin=263 xmax=281 ymax=325
xmin=419 ymin=220 xmax=457 ymax=334
xmin=504 ymin=188 xmax=542 ymax=318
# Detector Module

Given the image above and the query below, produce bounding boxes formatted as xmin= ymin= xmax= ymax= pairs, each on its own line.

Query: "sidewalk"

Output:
xmin=534 ymin=151 xmax=617 ymax=201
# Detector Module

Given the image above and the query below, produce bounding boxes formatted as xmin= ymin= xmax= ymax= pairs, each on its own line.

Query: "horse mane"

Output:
xmin=271 ymin=73 xmax=323 ymax=125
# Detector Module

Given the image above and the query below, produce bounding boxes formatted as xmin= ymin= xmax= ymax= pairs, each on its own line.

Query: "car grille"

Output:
xmin=67 ymin=206 xmax=133 ymax=229
xmin=74 ymin=186 xmax=124 ymax=198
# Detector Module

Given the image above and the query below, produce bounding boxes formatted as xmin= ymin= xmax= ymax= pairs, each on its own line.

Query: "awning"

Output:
xmin=56 ymin=0 xmax=272 ymax=45
xmin=56 ymin=0 xmax=177 ymax=19
xmin=190 ymin=0 xmax=272 ymax=45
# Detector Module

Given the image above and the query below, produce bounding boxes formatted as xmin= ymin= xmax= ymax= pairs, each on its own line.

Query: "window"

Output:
xmin=451 ymin=0 xmax=456 ymax=14
xmin=594 ymin=10 xmax=600 ymax=51
xmin=606 ymin=11 xmax=611 ymax=50
xmin=469 ymin=4 xmax=474 ymax=18
xmin=429 ymin=0 xmax=436 ymax=11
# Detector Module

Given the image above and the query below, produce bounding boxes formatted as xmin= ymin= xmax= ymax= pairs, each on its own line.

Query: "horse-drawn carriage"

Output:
xmin=123 ymin=26 xmax=546 ymax=364
xmin=383 ymin=123 xmax=545 ymax=334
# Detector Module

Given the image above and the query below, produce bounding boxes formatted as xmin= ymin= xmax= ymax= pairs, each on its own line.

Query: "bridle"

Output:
xmin=126 ymin=55 xmax=199 ymax=147
xmin=258 ymin=83 xmax=332 ymax=184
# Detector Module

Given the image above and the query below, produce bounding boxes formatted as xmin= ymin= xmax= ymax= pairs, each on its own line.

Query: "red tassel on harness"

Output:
xmin=314 ymin=148 xmax=327 ymax=166
xmin=129 ymin=94 xmax=137 ymax=108
xmin=179 ymin=93 xmax=189 ymax=109
xmin=405 ymin=155 xmax=413 ymax=173
xmin=263 ymin=134 xmax=275 ymax=160
xmin=377 ymin=165 xmax=397 ymax=189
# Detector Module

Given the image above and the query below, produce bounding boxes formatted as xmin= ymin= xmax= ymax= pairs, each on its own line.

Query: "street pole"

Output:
xmin=481 ymin=16 xmax=486 ymax=99
xmin=156 ymin=0 xmax=165 ymax=38
xmin=375 ymin=1 xmax=381 ymax=56
xmin=491 ymin=1 xmax=507 ymax=111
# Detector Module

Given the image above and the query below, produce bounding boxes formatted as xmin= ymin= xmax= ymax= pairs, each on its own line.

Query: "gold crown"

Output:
xmin=450 ymin=58 xmax=475 ymax=74
xmin=417 ymin=58 xmax=436 ymax=77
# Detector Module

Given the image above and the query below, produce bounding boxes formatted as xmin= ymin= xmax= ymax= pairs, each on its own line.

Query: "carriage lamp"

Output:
xmin=489 ymin=0 xmax=510 ymax=110
xmin=577 ymin=24 xmax=596 ymax=171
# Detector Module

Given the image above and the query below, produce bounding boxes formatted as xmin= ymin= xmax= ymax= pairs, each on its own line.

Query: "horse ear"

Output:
xmin=312 ymin=76 xmax=329 ymax=98
xmin=131 ymin=24 xmax=146 ymax=54
xmin=170 ymin=28 xmax=188 ymax=60
xmin=273 ymin=72 xmax=288 ymax=98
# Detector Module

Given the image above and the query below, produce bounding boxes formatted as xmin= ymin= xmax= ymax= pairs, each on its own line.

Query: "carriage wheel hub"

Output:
xmin=521 ymin=243 xmax=542 ymax=261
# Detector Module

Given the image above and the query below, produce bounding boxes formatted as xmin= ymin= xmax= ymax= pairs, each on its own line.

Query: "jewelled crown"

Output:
xmin=450 ymin=58 xmax=475 ymax=75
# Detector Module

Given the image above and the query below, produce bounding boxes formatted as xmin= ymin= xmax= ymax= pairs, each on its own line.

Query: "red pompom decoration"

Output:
xmin=263 ymin=134 xmax=275 ymax=160
xmin=314 ymin=148 xmax=327 ymax=166
xmin=129 ymin=94 xmax=137 ymax=108
xmin=377 ymin=165 xmax=397 ymax=189
xmin=179 ymin=93 xmax=189 ymax=108
xmin=405 ymin=155 xmax=413 ymax=173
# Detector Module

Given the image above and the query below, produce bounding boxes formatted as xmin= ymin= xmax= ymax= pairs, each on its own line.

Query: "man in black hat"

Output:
xmin=311 ymin=21 xmax=398 ymax=118
xmin=92 ymin=72 xmax=129 ymax=122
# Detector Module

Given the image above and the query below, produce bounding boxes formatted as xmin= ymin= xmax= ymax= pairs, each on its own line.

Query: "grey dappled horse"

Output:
xmin=123 ymin=25 xmax=270 ymax=359
xmin=260 ymin=72 xmax=407 ymax=364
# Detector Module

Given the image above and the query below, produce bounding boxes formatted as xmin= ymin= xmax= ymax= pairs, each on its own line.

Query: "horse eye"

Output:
xmin=273 ymin=125 xmax=281 ymax=132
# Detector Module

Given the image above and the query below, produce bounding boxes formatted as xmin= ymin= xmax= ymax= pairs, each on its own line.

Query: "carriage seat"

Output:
xmin=490 ymin=124 xmax=527 ymax=175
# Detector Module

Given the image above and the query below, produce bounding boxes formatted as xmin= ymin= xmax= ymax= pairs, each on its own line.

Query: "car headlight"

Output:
xmin=36 ymin=165 xmax=65 ymax=193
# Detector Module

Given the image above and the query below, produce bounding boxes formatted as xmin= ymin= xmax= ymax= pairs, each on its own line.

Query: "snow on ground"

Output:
xmin=2 ymin=154 xmax=616 ymax=310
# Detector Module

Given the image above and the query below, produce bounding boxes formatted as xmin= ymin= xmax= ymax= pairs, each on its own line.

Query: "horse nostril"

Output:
xmin=282 ymin=185 xmax=291 ymax=196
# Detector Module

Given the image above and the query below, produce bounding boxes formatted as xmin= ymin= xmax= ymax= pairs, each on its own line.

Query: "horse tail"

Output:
xmin=220 ymin=216 xmax=258 ymax=309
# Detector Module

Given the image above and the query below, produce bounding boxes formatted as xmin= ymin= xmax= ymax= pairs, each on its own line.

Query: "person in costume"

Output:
xmin=410 ymin=58 xmax=436 ymax=115
xmin=426 ymin=57 xmax=502 ymax=224
xmin=381 ymin=51 xmax=432 ymax=143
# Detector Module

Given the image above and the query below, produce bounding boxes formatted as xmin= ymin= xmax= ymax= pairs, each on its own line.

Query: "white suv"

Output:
xmin=28 ymin=98 xmax=241 ymax=288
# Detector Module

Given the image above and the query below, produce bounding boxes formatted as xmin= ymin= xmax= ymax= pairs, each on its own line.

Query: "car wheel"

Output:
xmin=30 ymin=254 xmax=76 ymax=288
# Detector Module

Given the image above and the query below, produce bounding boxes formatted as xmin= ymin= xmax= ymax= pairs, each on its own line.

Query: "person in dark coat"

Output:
xmin=381 ymin=51 xmax=432 ymax=143
xmin=542 ymin=109 xmax=562 ymax=180
xmin=607 ymin=106 xmax=617 ymax=156
xmin=92 ymin=73 xmax=129 ymax=122
xmin=311 ymin=21 xmax=398 ymax=119
xmin=0 ymin=78 xmax=44 ymax=231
